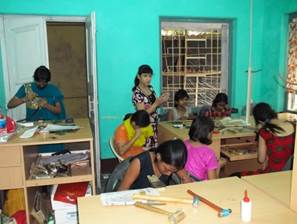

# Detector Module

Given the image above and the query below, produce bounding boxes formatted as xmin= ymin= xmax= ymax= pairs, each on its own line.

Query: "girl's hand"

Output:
xmin=156 ymin=92 xmax=169 ymax=105
xmin=134 ymin=128 xmax=142 ymax=138
xmin=27 ymin=91 xmax=37 ymax=101
xmin=161 ymin=92 xmax=170 ymax=101
xmin=261 ymin=157 xmax=269 ymax=170
xmin=38 ymin=98 xmax=48 ymax=107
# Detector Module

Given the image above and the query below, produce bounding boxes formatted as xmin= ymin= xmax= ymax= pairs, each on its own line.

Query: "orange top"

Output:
xmin=114 ymin=124 xmax=144 ymax=159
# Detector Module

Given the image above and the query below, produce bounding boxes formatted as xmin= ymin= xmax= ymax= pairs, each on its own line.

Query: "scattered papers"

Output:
xmin=217 ymin=117 xmax=247 ymax=128
xmin=17 ymin=122 xmax=34 ymax=128
xmin=100 ymin=188 xmax=160 ymax=206
xmin=19 ymin=126 xmax=38 ymax=139
xmin=43 ymin=124 xmax=80 ymax=133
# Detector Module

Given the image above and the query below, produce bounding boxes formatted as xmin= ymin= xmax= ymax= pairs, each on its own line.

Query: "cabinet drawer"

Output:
xmin=0 ymin=146 xmax=22 ymax=167
xmin=0 ymin=167 xmax=23 ymax=189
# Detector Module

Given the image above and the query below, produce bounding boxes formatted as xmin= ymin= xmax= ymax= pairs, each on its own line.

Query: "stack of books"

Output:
xmin=51 ymin=182 xmax=91 ymax=224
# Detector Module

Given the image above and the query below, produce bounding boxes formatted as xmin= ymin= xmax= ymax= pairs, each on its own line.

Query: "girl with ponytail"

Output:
xmin=252 ymin=102 xmax=294 ymax=172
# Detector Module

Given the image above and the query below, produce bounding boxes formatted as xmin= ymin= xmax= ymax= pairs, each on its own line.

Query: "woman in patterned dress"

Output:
xmin=132 ymin=64 xmax=169 ymax=148
xmin=253 ymin=102 xmax=294 ymax=172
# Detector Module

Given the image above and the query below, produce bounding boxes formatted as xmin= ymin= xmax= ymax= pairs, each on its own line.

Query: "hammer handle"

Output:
xmin=134 ymin=202 xmax=170 ymax=215
xmin=187 ymin=190 xmax=222 ymax=212
xmin=133 ymin=194 xmax=192 ymax=204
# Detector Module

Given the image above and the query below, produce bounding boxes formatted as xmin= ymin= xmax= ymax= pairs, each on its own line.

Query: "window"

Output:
xmin=286 ymin=15 xmax=297 ymax=111
xmin=161 ymin=21 xmax=230 ymax=108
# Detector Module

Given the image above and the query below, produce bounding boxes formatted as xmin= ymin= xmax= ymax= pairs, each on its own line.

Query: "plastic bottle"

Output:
xmin=241 ymin=190 xmax=252 ymax=222
xmin=47 ymin=214 xmax=55 ymax=224
xmin=0 ymin=107 xmax=7 ymax=140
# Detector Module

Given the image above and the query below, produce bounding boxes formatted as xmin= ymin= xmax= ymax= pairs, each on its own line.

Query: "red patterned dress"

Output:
xmin=259 ymin=128 xmax=294 ymax=172
xmin=132 ymin=86 xmax=158 ymax=148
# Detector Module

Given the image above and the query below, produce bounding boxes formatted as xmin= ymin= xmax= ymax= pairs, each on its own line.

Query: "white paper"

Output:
xmin=100 ymin=188 xmax=160 ymax=206
xmin=43 ymin=124 xmax=80 ymax=132
xmin=19 ymin=126 xmax=38 ymax=139
xmin=17 ymin=122 xmax=34 ymax=127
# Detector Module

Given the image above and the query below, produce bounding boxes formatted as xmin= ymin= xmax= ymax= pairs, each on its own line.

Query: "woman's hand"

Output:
xmin=156 ymin=92 xmax=169 ymax=106
xmin=160 ymin=92 xmax=170 ymax=102
xmin=27 ymin=91 xmax=37 ymax=101
xmin=134 ymin=128 xmax=142 ymax=138
xmin=38 ymin=98 xmax=48 ymax=108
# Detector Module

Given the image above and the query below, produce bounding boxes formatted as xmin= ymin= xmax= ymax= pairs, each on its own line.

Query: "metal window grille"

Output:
xmin=161 ymin=22 xmax=229 ymax=108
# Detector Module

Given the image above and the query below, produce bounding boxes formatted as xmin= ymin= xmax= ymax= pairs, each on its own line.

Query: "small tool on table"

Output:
xmin=134 ymin=202 xmax=185 ymax=224
xmin=133 ymin=194 xmax=193 ymax=204
xmin=187 ymin=189 xmax=232 ymax=217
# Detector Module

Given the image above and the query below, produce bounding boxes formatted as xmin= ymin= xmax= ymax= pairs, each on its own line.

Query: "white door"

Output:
xmin=3 ymin=15 xmax=48 ymax=120
xmin=86 ymin=12 xmax=101 ymax=191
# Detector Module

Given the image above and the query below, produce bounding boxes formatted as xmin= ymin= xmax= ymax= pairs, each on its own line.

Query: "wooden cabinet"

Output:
xmin=0 ymin=145 xmax=23 ymax=189
xmin=0 ymin=118 xmax=96 ymax=224
xmin=220 ymin=136 xmax=261 ymax=176
xmin=158 ymin=121 xmax=262 ymax=176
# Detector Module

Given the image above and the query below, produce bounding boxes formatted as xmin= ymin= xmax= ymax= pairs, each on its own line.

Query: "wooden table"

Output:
xmin=158 ymin=121 xmax=257 ymax=159
xmin=78 ymin=177 xmax=297 ymax=224
xmin=242 ymin=171 xmax=292 ymax=207
xmin=0 ymin=118 xmax=96 ymax=224
xmin=158 ymin=121 xmax=261 ymax=176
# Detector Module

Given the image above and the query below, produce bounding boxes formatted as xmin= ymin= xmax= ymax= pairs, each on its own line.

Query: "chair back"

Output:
xmin=109 ymin=137 xmax=124 ymax=162
xmin=282 ymin=155 xmax=294 ymax=171
xmin=104 ymin=158 xmax=132 ymax=192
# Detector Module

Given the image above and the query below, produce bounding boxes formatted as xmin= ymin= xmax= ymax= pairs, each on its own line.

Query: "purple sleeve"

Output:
xmin=206 ymin=150 xmax=219 ymax=170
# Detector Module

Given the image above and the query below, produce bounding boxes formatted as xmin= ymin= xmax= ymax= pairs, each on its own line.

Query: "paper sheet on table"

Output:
xmin=17 ymin=122 xmax=34 ymax=128
xmin=43 ymin=124 xmax=80 ymax=132
xmin=19 ymin=126 xmax=38 ymax=139
xmin=219 ymin=117 xmax=247 ymax=127
xmin=100 ymin=188 xmax=160 ymax=206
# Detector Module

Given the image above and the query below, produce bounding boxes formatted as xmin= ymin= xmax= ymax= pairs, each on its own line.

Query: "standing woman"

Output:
xmin=132 ymin=64 xmax=169 ymax=148
xmin=253 ymin=102 xmax=294 ymax=172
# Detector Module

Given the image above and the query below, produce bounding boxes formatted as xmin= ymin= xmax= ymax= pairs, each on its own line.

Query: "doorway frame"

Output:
xmin=0 ymin=14 xmax=101 ymax=191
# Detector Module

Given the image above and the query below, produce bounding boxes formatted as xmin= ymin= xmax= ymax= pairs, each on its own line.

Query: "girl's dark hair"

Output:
xmin=174 ymin=89 xmax=189 ymax=107
xmin=253 ymin=102 xmax=284 ymax=134
xmin=156 ymin=139 xmax=187 ymax=170
xmin=189 ymin=116 xmax=215 ymax=145
xmin=124 ymin=110 xmax=150 ymax=127
xmin=132 ymin=64 xmax=153 ymax=91
xmin=33 ymin=65 xmax=51 ymax=82
xmin=212 ymin=93 xmax=228 ymax=107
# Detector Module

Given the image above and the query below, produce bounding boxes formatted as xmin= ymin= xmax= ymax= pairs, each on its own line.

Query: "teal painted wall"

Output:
xmin=0 ymin=45 xmax=5 ymax=111
xmin=0 ymin=0 xmax=295 ymax=158
xmin=259 ymin=0 xmax=297 ymax=111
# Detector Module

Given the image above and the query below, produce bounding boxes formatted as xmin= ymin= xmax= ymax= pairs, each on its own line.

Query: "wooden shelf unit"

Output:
xmin=158 ymin=121 xmax=262 ymax=176
xmin=0 ymin=118 xmax=96 ymax=224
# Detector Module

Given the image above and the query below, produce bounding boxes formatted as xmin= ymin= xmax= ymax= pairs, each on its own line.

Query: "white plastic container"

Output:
xmin=241 ymin=190 xmax=252 ymax=222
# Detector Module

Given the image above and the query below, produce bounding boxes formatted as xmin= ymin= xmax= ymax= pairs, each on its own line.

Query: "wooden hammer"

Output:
xmin=133 ymin=194 xmax=193 ymax=204
xmin=134 ymin=202 xmax=185 ymax=224
xmin=187 ymin=190 xmax=232 ymax=217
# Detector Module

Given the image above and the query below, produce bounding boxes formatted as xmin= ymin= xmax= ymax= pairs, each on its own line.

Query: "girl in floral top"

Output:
xmin=132 ymin=64 xmax=169 ymax=148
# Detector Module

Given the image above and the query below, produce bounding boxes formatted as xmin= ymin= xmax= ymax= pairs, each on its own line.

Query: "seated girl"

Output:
xmin=201 ymin=92 xmax=231 ymax=118
xmin=167 ymin=89 xmax=194 ymax=121
xmin=252 ymin=103 xmax=294 ymax=173
xmin=114 ymin=110 xmax=154 ymax=159
xmin=182 ymin=116 xmax=219 ymax=181
xmin=117 ymin=139 xmax=187 ymax=191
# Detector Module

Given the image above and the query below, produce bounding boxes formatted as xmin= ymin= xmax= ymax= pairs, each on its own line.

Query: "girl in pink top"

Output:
xmin=184 ymin=116 xmax=218 ymax=180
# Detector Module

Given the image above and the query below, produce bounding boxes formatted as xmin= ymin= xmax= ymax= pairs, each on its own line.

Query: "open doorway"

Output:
xmin=1 ymin=14 xmax=101 ymax=191
xmin=47 ymin=22 xmax=88 ymax=118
